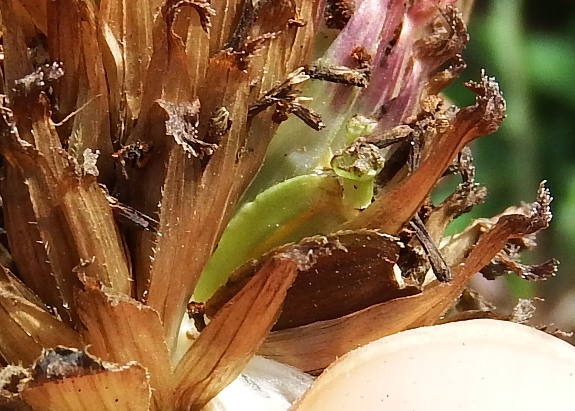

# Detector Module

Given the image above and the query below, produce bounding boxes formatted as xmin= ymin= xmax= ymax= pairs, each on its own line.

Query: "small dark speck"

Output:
xmin=115 ymin=399 xmax=119 ymax=403
xmin=354 ymin=185 xmax=358 ymax=189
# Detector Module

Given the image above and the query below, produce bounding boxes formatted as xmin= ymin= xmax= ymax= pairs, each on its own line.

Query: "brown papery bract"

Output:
xmin=20 ymin=349 xmax=151 ymax=411
xmin=0 ymin=85 xmax=131 ymax=321
xmin=260 ymin=183 xmax=554 ymax=372
xmin=75 ymin=277 xmax=174 ymax=411
xmin=174 ymin=255 xmax=299 ymax=411
xmin=0 ymin=1 xmax=561 ymax=410
xmin=206 ymin=230 xmax=420 ymax=331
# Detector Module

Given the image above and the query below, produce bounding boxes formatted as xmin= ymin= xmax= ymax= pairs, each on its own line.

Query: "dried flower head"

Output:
xmin=0 ymin=0 xmax=559 ymax=410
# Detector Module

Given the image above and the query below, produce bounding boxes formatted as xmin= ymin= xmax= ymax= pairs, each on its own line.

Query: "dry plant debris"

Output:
xmin=0 ymin=1 xmax=559 ymax=410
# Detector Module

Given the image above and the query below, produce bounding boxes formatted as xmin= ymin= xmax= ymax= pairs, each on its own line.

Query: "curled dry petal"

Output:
xmin=174 ymin=255 xmax=300 ymax=411
xmin=482 ymin=254 xmax=558 ymax=282
xmin=426 ymin=175 xmax=487 ymax=242
xmin=206 ymin=230 xmax=420 ymax=331
xmin=20 ymin=348 xmax=151 ymax=411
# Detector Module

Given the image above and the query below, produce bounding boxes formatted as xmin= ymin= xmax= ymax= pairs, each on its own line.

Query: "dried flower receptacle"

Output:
xmin=0 ymin=1 xmax=561 ymax=411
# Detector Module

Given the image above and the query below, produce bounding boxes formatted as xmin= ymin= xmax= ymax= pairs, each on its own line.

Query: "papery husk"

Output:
xmin=99 ymin=0 xmax=163 ymax=142
xmin=0 ymin=96 xmax=130 ymax=319
xmin=125 ymin=98 xmax=204 ymax=350
xmin=0 ymin=263 xmax=45 ymax=309
xmin=20 ymin=348 xmax=151 ymax=411
xmin=260 ymin=184 xmax=553 ymax=371
xmin=174 ymin=254 xmax=300 ymax=411
xmin=50 ymin=0 xmax=114 ymax=181
xmin=0 ymin=281 xmax=82 ymax=366
xmin=75 ymin=278 xmax=174 ymax=411
xmin=206 ymin=230 xmax=420 ymax=331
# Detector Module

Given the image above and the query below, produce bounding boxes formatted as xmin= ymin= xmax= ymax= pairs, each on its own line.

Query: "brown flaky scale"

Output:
xmin=0 ymin=1 xmax=560 ymax=410
xmin=205 ymin=230 xmax=421 ymax=331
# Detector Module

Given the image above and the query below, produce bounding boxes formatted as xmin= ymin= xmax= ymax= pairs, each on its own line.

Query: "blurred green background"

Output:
xmin=446 ymin=0 xmax=575 ymax=331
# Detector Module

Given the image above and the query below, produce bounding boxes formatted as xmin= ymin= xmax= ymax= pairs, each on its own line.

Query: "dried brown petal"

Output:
xmin=0 ymin=265 xmax=45 ymax=310
xmin=174 ymin=255 xmax=299 ymax=411
xmin=68 ymin=0 xmax=114 ymax=182
xmin=99 ymin=0 xmax=163 ymax=141
xmin=0 ymin=162 xmax=74 ymax=319
xmin=14 ymin=0 xmax=47 ymax=35
xmin=260 ymin=184 xmax=551 ymax=371
xmin=206 ymin=230 xmax=419 ymax=331
xmin=47 ymin=0 xmax=81 ymax=131
xmin=208 ymin=0 xmax=245 ymax=54
xmin=135 ymin=0 xmax=209 ymax=122
xmin=75 ymin=279 xmax=173 ymax=411
xmin=20 ymin=348 xmax=151 ymax=411
xmin=0 ymin=93 xmax=132 ymax=320
xmin=125 ymin=99 xmax=204 ymax=349
xmin=0 ymin=283 xmax=82 ymax=366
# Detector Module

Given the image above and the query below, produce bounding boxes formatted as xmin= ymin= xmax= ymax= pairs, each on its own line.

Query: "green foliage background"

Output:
xmin=447 ymin=0 xmax=575 ymax=327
